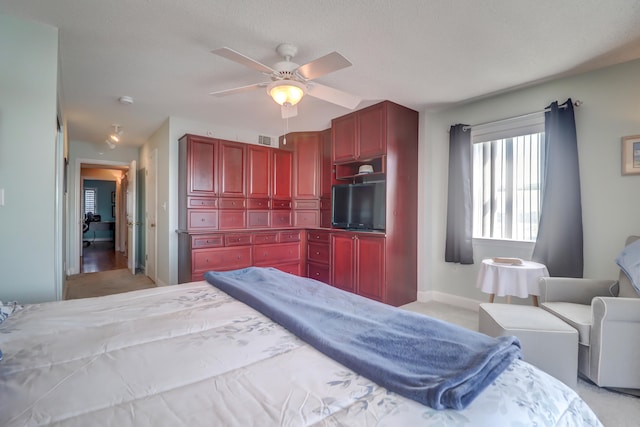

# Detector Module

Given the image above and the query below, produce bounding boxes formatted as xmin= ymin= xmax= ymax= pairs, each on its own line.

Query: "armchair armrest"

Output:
xmin=538 ymin=277 xmax=616 ymax=304
xmin=591 ymin=297 xmax=640 ymax=322
xmin=589 ymin=297 xmax=640 ymax=387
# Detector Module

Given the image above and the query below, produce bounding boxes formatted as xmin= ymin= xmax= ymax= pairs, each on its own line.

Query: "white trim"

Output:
xmin=417 ymin=290 xmax=482 ymax=312
xmin=54 ymin=124 xmax=64 ymax=300
xmin=145 ymin=148 xmax=158 ymax=284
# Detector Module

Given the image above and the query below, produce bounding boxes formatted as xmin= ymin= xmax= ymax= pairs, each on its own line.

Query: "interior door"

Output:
xmin=145 ymin=150 xmax=157 ymax=282
xmin=126 ymin=160 xmax=137 ymax=274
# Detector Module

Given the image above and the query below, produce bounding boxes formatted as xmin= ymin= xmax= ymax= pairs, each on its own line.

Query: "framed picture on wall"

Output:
xmin=111 ymin=191 xmax=116 ymax=203
xmin=622 ymin=135 xmax=640 ymax=175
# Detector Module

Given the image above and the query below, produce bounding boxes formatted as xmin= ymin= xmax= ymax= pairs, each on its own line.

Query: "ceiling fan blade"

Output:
xmin=281 ymin=104 xmax=298 ymax=119
xmin=211 ymin=47 xmax=275 ymax=74
xmin=296 ymin=52 xmax=352 ymax=80
xmin=306 ymin=83 xmax=362 ymax=110
xmin=209 ymin=82 xmax=268 ymax=97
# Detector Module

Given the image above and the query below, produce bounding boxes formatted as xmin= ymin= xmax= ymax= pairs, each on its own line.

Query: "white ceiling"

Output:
xmin=3 ymin=0 xmax=640 ymax=148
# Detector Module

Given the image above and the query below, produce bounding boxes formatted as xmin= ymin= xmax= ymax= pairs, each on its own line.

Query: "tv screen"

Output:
xmin=332 ymin=182 xmax=385 ymax=231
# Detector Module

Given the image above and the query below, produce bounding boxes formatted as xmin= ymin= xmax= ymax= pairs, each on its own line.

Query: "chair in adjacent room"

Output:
xmin=539 ymin=236 xmax=640 ymax=392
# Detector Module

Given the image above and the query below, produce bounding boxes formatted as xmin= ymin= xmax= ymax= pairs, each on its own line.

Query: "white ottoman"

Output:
xmin=479 ymin=303 xmax=578 ymax=388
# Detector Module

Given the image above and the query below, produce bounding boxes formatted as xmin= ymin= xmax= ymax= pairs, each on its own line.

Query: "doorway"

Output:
xmin=79 ymin=167 xmax=127 ymax=273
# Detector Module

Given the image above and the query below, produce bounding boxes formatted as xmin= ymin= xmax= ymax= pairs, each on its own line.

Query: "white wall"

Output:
xmin=419 ymin=59 xmax=640 ymax=304
xmin=140 ymin=119 xmax=171 ymax=286
xmin=0 ymin=15 xmax=59 ymax=303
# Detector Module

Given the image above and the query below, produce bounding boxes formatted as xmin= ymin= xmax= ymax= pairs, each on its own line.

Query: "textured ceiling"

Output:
xmin=2 ymin=0 xmax=640 ymax=148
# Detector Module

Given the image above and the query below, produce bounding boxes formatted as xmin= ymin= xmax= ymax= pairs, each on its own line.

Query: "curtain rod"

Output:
xmin=462 ymin=99 xmax=582 ymax=132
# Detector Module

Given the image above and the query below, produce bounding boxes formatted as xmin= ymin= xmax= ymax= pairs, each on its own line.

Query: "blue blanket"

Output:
xmin=204 ymin=267 xmax=521 ymax=410
xmin=616 ymin=238 xmax=640 ymax=295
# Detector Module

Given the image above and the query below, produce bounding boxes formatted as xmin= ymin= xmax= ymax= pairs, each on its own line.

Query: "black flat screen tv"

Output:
xmin=332 ymin=182 xmax=386 ymax=231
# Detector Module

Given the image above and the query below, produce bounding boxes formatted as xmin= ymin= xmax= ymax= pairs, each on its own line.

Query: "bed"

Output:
xmin=0 ymin=268 xmax=602 ymax=426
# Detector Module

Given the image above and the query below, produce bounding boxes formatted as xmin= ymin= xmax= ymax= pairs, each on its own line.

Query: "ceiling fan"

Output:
xmin=209 ymin=43 xmax=362 ymax=118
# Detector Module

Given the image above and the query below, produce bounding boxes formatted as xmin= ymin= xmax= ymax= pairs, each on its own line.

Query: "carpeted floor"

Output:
xmin=64 ymin=268 xmax=156 ymax=300
xmin=402 ymin=301 xmax=640 ymax=427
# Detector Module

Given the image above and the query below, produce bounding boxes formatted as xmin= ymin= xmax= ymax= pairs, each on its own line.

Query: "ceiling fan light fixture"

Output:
xmin=268 ymin=80 xmax=306 ymax=106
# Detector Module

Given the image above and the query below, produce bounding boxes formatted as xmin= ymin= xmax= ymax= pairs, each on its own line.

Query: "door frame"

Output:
xmin=69 ymin=158 xmax=132 ymax=275
xmin=145 ymin=149 xmax=158 ymax=283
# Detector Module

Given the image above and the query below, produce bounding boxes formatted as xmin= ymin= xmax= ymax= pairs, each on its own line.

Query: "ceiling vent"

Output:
xmin=258 ymin=135 xmax=272 ymax=146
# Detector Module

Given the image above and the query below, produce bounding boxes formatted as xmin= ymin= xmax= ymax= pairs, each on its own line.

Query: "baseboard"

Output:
xmin=417 ymin=290 xmax=482 ymax=312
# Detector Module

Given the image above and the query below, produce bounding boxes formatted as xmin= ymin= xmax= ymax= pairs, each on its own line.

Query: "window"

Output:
xmin=84 ymin=187 xmax=97 ymax=216
xmin=472 ymin=115 xmax=545 ymax=241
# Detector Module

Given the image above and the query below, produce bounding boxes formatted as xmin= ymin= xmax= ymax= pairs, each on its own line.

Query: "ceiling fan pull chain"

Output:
xmin=283 ymin=116 xmax=288 ymax=145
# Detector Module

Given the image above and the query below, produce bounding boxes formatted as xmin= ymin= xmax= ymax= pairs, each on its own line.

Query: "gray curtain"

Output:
xmin=445 ymin=124 xmax=474 ymax=264
xmin=532 ymin=99 xmax=583 ymax=277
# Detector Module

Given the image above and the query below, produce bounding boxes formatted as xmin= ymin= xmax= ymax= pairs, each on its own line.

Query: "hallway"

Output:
xmin=80 ymin=241 xmax=128 ymax=273
xmin=64 ymin=242 xmax=155 ymax=300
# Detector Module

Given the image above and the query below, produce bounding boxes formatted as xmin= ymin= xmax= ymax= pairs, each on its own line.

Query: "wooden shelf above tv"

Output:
xmin=334 ymin=156 xmax=385 ymax=181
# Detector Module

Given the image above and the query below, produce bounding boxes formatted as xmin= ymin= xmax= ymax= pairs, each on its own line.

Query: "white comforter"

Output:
xmin=0 ymin=282 xmax=602 ymax=426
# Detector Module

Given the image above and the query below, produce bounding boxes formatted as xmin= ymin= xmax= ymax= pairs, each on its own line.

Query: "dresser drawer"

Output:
xmin=253 ymin=232 xmax=278 ymax=245
xmin=218 ymin=198 xmax=246 ymax=209
xmin=187 ymin=210 xmax=218 ymax=230
xmin=247 ymin=211 xmax=270 ymax=228
xmin=308 ymin=230 xmax=330 ymax=243
xmin=224 ymin=233 xmax=251 ymax=246
xmin=247 ymin=198 xmax=269 ymax=209
xmin=307 ymin=242 xmax=330 ymax=264
xmin=294 ymin=210 xmax=319 ymax=227
xmin=270 ymin=211 xmax=292 ymax=228
xmin=187 ymin=197 xmax=218 ymax=209
xmin=294 ymin=199 xmax=320 ymax=209
xmin=271 ymin=199 xmax=292 ymax=209
xmin=307 ymin=262 xmax=330 ymax=284
xmin=272 ymin=262 xmax=301 ymax=277
xmin=278 ymin=230 xmax=300 ymax=242
xmin=219 ymin=210 xmax=246 ymax=229
xmin=191 ymin=234 xmax=224 ymax=249
xmin=192 ymin=246 xmax=252 ymax=273
xmin=253 ymin=242 xmax=300 ymax=264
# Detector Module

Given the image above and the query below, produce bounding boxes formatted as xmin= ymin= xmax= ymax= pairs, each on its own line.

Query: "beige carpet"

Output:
xmin=64 ymin=268 xmax=156 ymax=300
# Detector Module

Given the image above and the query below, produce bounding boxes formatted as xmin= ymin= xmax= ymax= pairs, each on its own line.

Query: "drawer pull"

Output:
xmin=315 ymin=251 xmax=320 ymax=255
xmin=201 ymin=218 xmax=205 ymax=222
xmin=315 ymin=272 xmax=320 ymax=276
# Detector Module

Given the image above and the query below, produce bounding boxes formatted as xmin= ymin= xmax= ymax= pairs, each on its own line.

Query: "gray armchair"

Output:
xmin=538 ymin=236 xmax=640 ymax=391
